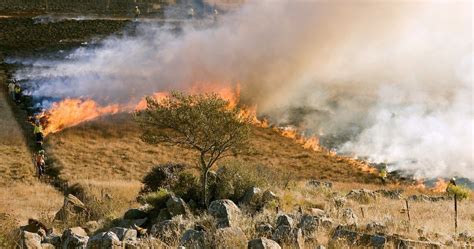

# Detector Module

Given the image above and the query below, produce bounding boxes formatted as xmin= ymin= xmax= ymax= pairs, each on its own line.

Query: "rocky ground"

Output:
xmin=18 ymin=174 xmax=474 ymax=248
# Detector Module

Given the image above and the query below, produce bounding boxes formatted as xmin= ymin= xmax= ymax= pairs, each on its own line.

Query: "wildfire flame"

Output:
xmin=40 ymin=98 xmax=120 ymax=135
xmin=277 ymin=126 xmax=321 ymax=152
xmin=431 ymin=178 xmax=448 ymax=193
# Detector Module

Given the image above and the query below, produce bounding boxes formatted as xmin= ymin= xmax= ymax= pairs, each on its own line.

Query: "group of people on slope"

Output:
xmin=8 ymin=79 xmax=46 ymax=179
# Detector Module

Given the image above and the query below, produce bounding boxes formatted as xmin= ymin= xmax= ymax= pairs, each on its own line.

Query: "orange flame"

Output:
xmin=276 ymin=126 xmax=321 ymax=152
xmin=40 ymin=98 xmax=119 ymax=135
xmin=431 ymin=178 xmax=448 ymax=193
xmin=135 ymin=92 xmax=168 ymax=110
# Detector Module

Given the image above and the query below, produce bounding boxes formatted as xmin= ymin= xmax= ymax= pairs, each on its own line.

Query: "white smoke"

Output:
xmin=15 ymin=0 xmax=473 ymax=179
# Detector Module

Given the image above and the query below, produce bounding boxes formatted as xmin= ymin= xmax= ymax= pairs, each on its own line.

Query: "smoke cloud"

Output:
xmin=15 ymin=1 xmax=473 ymax=179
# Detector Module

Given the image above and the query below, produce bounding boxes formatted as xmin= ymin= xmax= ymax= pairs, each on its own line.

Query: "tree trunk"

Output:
xmin=199 ymin=154 xmax=210 ymax=207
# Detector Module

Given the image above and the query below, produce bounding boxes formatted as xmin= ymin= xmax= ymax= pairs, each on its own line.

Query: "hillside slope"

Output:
xmin=0 ymin=70 xmax=62 ymax=246
xmin=45 ymin=113 xmax=380 ymax=184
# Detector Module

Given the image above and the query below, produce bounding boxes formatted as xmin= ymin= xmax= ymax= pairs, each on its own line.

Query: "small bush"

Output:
xmin=214 ymin=161 xmax=268 ymax=202
xmin=171 ymin=172 xmax=201 ymax=203
xmin=143 ymin=188 xmax=171 ymax=209
xmin=141 ymin=163 xmax=186 ymax=194
xmin=447 ymin=185 xmax=472 ymax=200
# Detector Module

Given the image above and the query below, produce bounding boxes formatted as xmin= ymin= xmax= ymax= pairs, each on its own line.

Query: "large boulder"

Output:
xmin=54 ymin=194 xmax=87 ymax=221
xmin=276 ymin=214 xmax=294 ymax=228
xmin=179 ymin=229 xmax=209 ymax=249
xmin=208 ymin=199 xmax=241 ymax=228
xmin=248 ymin=238 xmax=281 ymax=249
xmin=86 ymin=231 xmax=121 ymax=249
xmin=109 ymin=227 xmax=137 ymax=242
xmin=272 ymin=226 xmax=304 ymax=249
xmin=61 ymin=227 xmax=89 ymax=249
xmin=213 ymin=227 xmax=247 ymax=249
xmin=330 ymin=226 xmax=387 ymax=248
xmin=299 ymin=214 xmax=319 ymax=237
xmin=150 ymin=219 xmax=183 ymax=245
xmin=166 ymin=196 xmax=190 ymax=217
xmin=20 ymin=231 xmax=42 ymax=249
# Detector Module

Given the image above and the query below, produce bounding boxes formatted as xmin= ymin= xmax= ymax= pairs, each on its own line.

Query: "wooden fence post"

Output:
xmin=405 ymin=199 xmax=411 ymax=220
xmin=454 ymin=194 xmax=458 ymax=234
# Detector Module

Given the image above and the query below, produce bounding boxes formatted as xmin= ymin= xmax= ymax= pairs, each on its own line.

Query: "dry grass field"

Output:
xmin=0 ymin=70 xmax=63 ymax=246
xmin=45 ymin=113 xmax=380 ymax=183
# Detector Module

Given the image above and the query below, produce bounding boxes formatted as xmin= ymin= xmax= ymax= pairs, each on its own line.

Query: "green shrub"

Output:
xmin=143 ymin=188 xmax=171 ymax=209
xmin=214 ymin=160 xmax=269 ymax=202
xmin=171 ymin=172 xmax=201 ymax=203
xmin=141 ymin=163 xmax=186 ymax=194
xmin=447 ymin=185 xmax=472 ymax=200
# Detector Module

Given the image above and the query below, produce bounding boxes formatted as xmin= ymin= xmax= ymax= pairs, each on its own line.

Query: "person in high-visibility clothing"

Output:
xmin=8 ymin=81 xmax=15 ymax=100
xmin=379 ymin=165 xmax=388 ymax=184
xmin=34 ymin=120 xmax=44 ymax=148
xmin=14 ymin=83 xmax=21 ymax=103
xmin=35 ymin=150 xmax=46 ymax=178
xmin=134 ymin=6 xmax=141 ymax=21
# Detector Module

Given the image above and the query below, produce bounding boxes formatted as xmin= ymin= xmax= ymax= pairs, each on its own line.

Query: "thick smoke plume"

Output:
xmin=16 ymin=1 xmax=473 ymax=179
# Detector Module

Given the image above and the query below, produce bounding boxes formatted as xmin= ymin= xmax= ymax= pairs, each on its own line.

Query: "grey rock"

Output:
xmin=150 ymin=219 xmax=183 ymax=245
xmin=213 ymin=227 xmax=247 ymax=249
xmin=123 ymin=238 xmax=168 ymax=248
xmin=308 ymin=180 xmax=333 ymax=188
xmin=61 ymin=227 xmax=89 ymax=249
xmin=299 ymin=214 xmax=319 ymax=237
xmin=166 ymin=196 xmax=190 ymax=217
xmin=276 ymin=214 xmax=294 ymax=228
xmin=241 ymin=187 xmax=262 ymax=207
xmin=346 ymin=189 xmax=378 ymax=203
xmin=109 ymin=227 xmax=137 ymax=241
xmin=272 ymin=226 xmax=304 ymax=248
xmin=43 ymin=233 xmax=61 ymax=247
xmin=55 ymin=194 xmax=87 ymax=221
xmin=208 ymin=199 xmax=241 ymax=228
xmin=86 ymin=231 xmax=121 ymax=249
xmin=366 ymin=221 xmax=387 ymax=234
xmin=374 ymin=189 xmax=403 ymax=199
xmin=179 ymin=229 xmax=209 ymax=249
xmin=256 ymin=223 xmax=274 ymax=238
xmin=20 ymin=231 xmax=42 ymax=249
xmin=341 ymin=208 xmax=358 ymax=226
xmin=248 ymin=238 xmax=281 ymax=249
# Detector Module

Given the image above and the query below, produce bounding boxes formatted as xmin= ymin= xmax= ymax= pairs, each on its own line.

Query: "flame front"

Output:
xmin=431 ymin=178 xmax=448 ymax=193
xmin=40 ymin=98 xmax=120 ymax=135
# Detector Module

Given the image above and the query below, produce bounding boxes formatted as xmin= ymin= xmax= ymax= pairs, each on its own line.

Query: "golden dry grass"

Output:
xmin=276 ymin=181 xmax=474 ymax=239
xmin=45 ymin=113 xmax=379 ymax=184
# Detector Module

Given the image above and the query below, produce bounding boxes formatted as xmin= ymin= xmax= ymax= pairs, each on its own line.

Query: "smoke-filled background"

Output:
xmin=12 ymin=1 xmax=473 ymax=179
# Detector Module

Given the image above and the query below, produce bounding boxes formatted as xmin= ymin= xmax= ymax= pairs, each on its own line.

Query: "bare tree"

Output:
xmin=135 ymin=91 xmax=250 ymax=207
